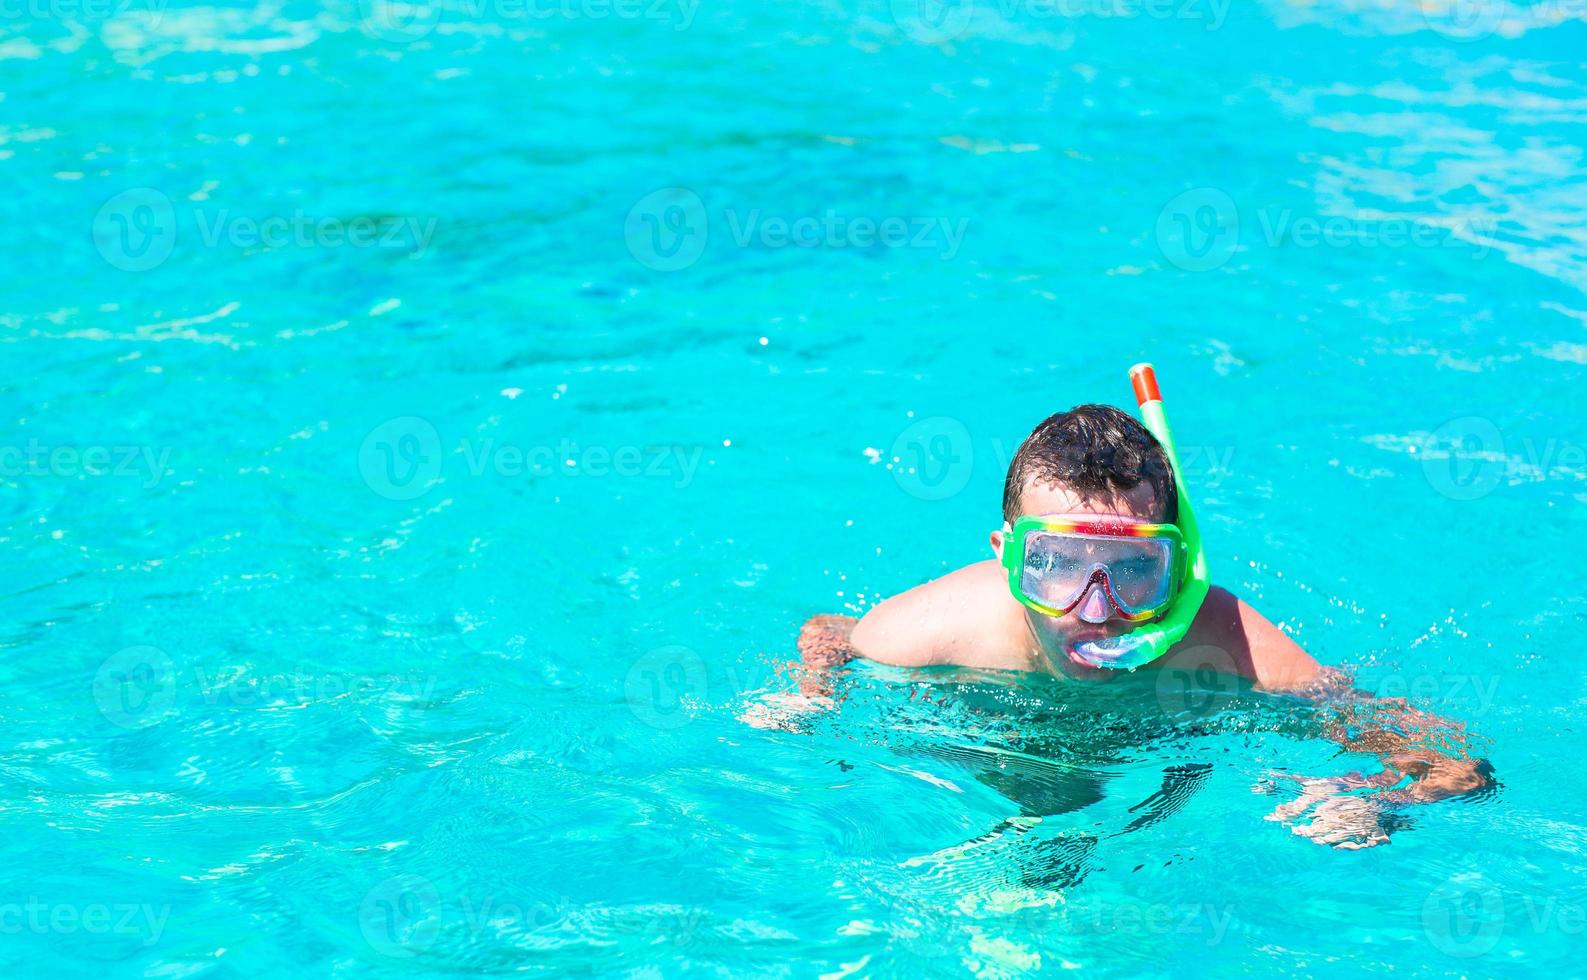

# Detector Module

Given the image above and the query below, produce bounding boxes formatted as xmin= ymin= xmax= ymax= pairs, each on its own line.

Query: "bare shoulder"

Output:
xmin=850 ymin=560 xmax=1030 ymax=670
xmin=1158 ymin=585 xmax=1324 ymax=691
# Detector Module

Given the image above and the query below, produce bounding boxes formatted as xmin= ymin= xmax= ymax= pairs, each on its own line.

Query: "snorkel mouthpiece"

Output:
xmin=1069 ymin=364 xmax=1212 ymax=670
xmin=1070 ymin=631 xmax=1155 ymax=669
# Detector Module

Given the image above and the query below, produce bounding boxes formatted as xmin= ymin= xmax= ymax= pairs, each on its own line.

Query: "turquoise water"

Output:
xmin=5 ymin=0 xmax=1587 ymax=975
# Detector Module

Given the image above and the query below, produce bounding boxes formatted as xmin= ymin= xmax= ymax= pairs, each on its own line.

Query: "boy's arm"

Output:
xmin=796 ymin=587 xmax=948 ymax=674
xmin=791 ymin=603 xmax=936 ymax=702
xmin=797 ymin=562 xmax=1023 ymax=680
xmin=846 ymin=581 xmax=956 ymax=668
xmin=767 ymin=591 xmax=963 ymax=729
xmin=1178 ymin=586 xmax=1492 ymax=811
xmin=846 ymin=562 xmax=1029 ymax=670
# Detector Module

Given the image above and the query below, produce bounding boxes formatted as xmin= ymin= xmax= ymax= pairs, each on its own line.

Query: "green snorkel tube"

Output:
xmin=1103 ymin=362 xmax=1211 ymax=668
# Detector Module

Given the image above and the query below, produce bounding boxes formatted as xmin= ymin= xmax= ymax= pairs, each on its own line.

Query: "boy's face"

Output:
xmin=992 ymin=479 xmax=1164 ymax=677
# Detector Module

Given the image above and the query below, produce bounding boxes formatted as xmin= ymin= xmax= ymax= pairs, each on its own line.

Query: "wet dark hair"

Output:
xmin=1002 ymin=404 xmax=1177 ymax=524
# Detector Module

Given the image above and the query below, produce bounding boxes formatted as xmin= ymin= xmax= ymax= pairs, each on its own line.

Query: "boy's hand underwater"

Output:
xmin=786 ymin=367 xmax=1492 ymax=849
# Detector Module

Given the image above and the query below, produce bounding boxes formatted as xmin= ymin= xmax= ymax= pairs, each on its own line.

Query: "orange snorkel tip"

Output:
xmin=1128 ymin=362 xmax=1162 ymax=406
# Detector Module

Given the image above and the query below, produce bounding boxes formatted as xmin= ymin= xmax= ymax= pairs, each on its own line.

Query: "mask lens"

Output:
xmin=1099 ymin=537 xmax=1174 ymax=613
xmin=1019 ymin=530 xmax=1174 ymax=615
xmin=1020 ymin=531 xmax=1090 ymax=611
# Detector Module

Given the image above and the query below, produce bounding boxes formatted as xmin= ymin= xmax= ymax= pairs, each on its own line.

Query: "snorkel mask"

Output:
xmin=997 ymin=363 xmax=1212 ymax=670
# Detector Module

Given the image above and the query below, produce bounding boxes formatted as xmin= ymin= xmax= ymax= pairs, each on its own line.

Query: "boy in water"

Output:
xmin=797 ymin=401 xmax=1490 ymax=847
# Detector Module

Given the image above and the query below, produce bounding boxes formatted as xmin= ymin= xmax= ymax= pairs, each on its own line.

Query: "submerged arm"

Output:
xmin=750 ymin=606 xmax=937 ymax=728
xmin=794 ymin=614 xmax=859 ymax=697
xmin=1287 ymin=669 xmax=1494 ymax=804
xmin=1175 ymin=587 xmax=1492 ymax=846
